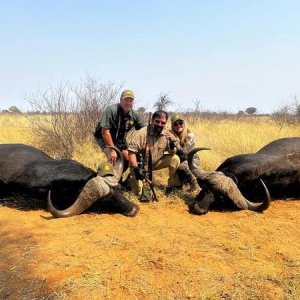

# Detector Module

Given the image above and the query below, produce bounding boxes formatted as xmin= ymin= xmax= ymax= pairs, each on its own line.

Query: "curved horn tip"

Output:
xmin=47 ymin=190 xmax=74 ymax=218
xmin=188 ymin=147 xmax=211 ymax=157
xmin=240 ymin=179 xmax=271 ymax=212
xmin=258 ymin=178 xmax=271 ymax=211
xmin=210 ymin=175 xmax=270 ymax=213
xmin=187 ymin=147 xmax=211 ymax=179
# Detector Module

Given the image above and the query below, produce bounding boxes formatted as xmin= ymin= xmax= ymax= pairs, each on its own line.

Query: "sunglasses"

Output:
xmin=173 ymin=120 xmax=184 ymax=127
xmin=153 ymin=119 xmax=166 ymax=126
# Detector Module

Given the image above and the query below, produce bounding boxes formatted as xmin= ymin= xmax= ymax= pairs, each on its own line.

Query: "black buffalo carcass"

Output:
xmin=188 ymin=137 xmax=300 ymax=215
xmin=0 ymin=144 xmax=139 ymax=218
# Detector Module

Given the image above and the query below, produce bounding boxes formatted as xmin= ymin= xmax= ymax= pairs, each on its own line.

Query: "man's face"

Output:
xmin=152 ymin=115 xmax=167 ymax=135
xmin=120 ymin=97 xmax=134 ymax=112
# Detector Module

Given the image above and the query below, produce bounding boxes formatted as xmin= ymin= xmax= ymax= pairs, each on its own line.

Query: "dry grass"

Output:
xmin=0 ymin=114 xmax=299 ymax=300
xmin=186 ymin=116 xmax=300 ymax=170
xmin=1 ymin=114 xmax=299 ymax=169
xmin=0 ymin=114 xmax=36 ymax=145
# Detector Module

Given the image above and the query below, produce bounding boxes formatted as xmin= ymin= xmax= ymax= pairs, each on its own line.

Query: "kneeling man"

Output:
xmin=126 ymin=110 xmax=181 ymax=199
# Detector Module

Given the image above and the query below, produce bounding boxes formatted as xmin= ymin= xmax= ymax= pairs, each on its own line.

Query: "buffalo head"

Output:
xmin=47 ymin=146 xmax=124 ymax=218
xmin=188 ymin=148 xmax=271 ymax=215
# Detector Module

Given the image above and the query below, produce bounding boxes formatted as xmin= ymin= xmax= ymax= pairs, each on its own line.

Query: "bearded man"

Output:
xmin=126 ymin=110 xmax=181 ymax=198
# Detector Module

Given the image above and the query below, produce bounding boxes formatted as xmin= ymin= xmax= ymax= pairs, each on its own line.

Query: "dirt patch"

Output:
xmin=0 ymin=191 xmax=300 ymax=299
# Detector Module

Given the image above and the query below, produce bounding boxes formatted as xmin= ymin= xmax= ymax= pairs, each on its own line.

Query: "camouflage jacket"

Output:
xmin=174 ymin=131 xmax=200 ymax=167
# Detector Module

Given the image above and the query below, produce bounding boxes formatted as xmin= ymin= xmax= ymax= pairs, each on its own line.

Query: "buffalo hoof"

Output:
xmin=122 ymin=204 xmax=140 ymax=217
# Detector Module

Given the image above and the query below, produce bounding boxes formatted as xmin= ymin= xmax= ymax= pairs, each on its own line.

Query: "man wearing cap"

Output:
xmin=94 ymin=89 xmax=145 ymax=166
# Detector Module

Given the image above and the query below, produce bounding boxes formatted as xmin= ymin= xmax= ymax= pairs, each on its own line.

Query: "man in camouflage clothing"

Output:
xmin=94 ymin=89 xmax=144 ymax=167
xmin=126 ymin=110 xmax=181 ymax=198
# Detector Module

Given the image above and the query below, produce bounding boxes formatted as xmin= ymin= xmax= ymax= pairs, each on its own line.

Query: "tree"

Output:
xmin=153 ymin=93 xmax=173 ymax=111
xmin=27 ymin=75 xmax=121 ymax=158
xmin=296 ymin=104 xmax=300 ymax=117
xmin=9 ymin=106 xmax=22 ymax=114
xmin=245 ymin=107 xmax=257 ymax=115
xmin=193 ymin=99 xmax=202 ymax=114
xmin=272 ymin=95 xmax=300 ymax=124
xmin=137 ymin=107 xmax=146 ymax=115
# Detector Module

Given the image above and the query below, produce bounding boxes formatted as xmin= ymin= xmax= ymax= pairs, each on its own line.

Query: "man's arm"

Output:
xmin=102 ymin=128 xmax=118 ymax=164
xmin=128 ymin=150 xmax=145 ymax=180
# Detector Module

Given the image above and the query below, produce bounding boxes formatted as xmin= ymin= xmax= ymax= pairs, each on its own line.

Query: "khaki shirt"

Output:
xmin=126 ymin=125 xmax=176 ymax=164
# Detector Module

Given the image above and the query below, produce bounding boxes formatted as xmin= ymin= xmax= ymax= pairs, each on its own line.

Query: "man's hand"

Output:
xmin=165 ymin=131 xmax=178 ymax=142
xmin=109 ymin=148 xmax=118 ymax=165
xmin=134 ymin=167 xmax=146 ymax=181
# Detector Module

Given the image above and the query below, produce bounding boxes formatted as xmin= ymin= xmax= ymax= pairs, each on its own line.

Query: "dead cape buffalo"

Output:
xmin=0 ymin=144 xmax=139 ymax=218
xmin=188 ymin=137 xmax=300 ymax=215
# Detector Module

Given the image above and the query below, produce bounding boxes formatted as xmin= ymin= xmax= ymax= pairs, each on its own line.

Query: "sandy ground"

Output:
xmin=0 ymin=188 xmax=300 ymax=300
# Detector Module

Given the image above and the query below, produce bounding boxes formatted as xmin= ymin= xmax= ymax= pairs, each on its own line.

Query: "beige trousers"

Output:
xmin=130 ymin=154 xmax=181 ymax=197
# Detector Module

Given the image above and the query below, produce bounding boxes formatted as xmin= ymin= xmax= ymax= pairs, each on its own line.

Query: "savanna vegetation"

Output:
xmin=0 ymin=77 xmax=300 ymax=300
xmin=0 ymin=111 xmax=299 ymax=299
xmin=0 ymin=113 xmax=299 ymax=169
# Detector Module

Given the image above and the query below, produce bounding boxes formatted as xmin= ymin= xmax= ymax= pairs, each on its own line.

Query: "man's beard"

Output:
xmin=153 ymin=125 xmax=163 ymax=135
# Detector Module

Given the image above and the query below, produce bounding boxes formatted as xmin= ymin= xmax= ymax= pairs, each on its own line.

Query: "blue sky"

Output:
xmin=1 ymin=1 xmax=300 ymax=113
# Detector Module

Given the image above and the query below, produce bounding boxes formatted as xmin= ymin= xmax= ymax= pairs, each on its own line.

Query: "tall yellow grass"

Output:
xmin=1 ymin=114 xmax=299 ymax=170
xmin=187 ymin=116 xmax=299 ymax=170
xmin=0 ymin=114 xmax=105 ymax=169
xmin=0 ymin=114 xmax=36 ymax=145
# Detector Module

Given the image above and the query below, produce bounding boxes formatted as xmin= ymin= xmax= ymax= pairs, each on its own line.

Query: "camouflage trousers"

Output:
xmin=176 ymin=161 xmax=197 ymax=186
xmin=129 ymin=154 xmax=181 ymax=197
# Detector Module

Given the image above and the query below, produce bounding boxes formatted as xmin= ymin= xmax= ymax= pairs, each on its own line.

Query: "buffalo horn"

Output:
xmin=108 ymin=146 xmax=124 ymax=181
xmin=188 ymin=148 xmax=271 ymax=212
xmin=187 ymin=147 xmax=211 ymax=178
xmin=48 ymin=146 xmax=124 ymax=218
xmin=48 ymin=176 xmax=110 ymax=218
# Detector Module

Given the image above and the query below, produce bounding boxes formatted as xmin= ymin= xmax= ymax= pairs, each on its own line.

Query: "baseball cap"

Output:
xmin=171 ymin=113 xmax=183 ymax=123
xmin=120 ymin=89 xmax=135 ymax=100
